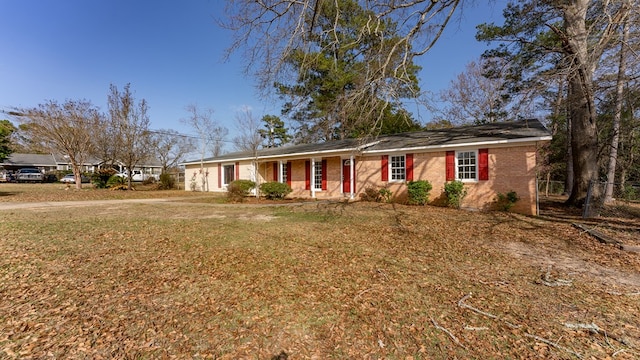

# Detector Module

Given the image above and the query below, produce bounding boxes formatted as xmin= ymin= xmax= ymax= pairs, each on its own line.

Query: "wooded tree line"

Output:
xmin=473 ymin=0 xmax=640 ymax=205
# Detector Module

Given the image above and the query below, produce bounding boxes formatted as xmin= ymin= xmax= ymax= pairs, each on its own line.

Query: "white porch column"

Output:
xmin=278 ymin=161 xmax=283 ymax=183
xmin=310 ymin=158 xmax=316 ymax=198
xmin=252 ymin=161 xmax=258 ymax=197
xmin=349 ymin=154 xmax=355 ymax=200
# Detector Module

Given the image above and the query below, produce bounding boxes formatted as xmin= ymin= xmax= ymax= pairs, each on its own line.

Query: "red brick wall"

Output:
xmin=214 ymin=143 xmax=542 ymax=215
xmin=356 ymin=145 xmax=540 ymax=215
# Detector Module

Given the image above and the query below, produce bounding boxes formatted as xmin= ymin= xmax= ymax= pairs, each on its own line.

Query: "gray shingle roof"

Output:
xmin=2 ymin=153 xmax=56 ymax=166
xmin=183 ymin=119 xmax=551 ymax=164
xmin=367 ymin=118 xmax=550 ymax=152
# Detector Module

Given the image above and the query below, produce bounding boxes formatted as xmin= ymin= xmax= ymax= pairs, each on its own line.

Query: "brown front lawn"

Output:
xmin=0 ymin=188 xmax=638 ymax=358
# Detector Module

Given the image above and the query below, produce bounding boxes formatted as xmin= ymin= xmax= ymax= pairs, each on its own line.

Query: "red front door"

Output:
xmin=342 ymin=159 xmax=355 ymax=193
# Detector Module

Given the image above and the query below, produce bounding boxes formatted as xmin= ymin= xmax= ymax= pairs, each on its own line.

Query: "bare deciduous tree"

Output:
xmin=151 ymin=129 xmax=194 ymax=173
xmin=233 ymin=107 xmax=263 ymax=154
xmin=92 ymin=112 xmax=118 ymax=169
xmin=13 ymin=100 xmax=100 ymax=189
xmin=181 ymin=104 xmax=228 ymax=191
xmin=232 ymin=107 xmax=263 ymax=195
xmin=108 ymin=83 xmax=154 ymax=190
xmin=435 ymin=58 xmax=535 ymax=125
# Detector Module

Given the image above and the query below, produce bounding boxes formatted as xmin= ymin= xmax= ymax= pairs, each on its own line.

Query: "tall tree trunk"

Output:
xmin=563 ymin=0 xmax=599 ymax=206
xmin=604 ymin=11 xmax=630 ymax=203
xmin=565 ymin=115 xmax=573 ymax=195
xmin=566 ymin=76 xmax=598 ymax=206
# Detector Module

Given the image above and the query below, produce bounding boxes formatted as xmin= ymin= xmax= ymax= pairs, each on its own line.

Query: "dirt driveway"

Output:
xmin=0 ymin=198 xmax=182 ymax=211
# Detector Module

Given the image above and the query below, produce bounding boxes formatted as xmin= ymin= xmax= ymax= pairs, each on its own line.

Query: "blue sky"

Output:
xmin=0 ymin=0 xmax=505 ymax=144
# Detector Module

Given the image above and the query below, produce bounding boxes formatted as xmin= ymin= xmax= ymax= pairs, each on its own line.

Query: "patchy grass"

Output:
xmin=0 ymin=189 xmax=639 ymax=358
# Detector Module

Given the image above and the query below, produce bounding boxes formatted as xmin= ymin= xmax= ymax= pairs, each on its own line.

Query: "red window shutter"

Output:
xmin=305 ymin=160 xmax=310 ymax=190
xmin=446 ymin=151 xmax=455 ymax=181
xmin=479 ymin=148 xmax=489 ymax=180
xmin=272 ymin=163 xmax=278 ymax=181
xmin=235 ymin=162 xmax=239 ymax=180
xmin=406 ymin=153 xmax=414 ymax=181
xmin=217 ymin=163 xmax=221 ymax=188
xmin=321 ymin=159 xmax=327 ymax=190
xmin=381 ymin=155 xmax=388 ymax=181
xmin=286 ymin=161 xmax=292 ymax=186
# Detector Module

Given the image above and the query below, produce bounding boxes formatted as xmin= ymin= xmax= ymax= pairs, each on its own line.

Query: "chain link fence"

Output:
xmin=583 ymin=181 xmax=640 ymax=219
xmin=537 ymin=179 xmax=640 ymax=219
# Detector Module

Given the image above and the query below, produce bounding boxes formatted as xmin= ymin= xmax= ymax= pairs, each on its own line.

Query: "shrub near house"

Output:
xmin=227 ymin=180 xmax=256 ymax=202
xmin=260 ymin=181 xmax=292 ymax=200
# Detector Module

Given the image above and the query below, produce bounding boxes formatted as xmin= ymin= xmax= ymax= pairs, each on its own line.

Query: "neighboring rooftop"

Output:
xmin=1 ymin=153 xmax=56 ymax=167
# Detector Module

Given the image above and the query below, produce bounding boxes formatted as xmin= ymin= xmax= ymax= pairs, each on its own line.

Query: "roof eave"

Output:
xmin=362 ymin=136 xmax=553 ymax=154
xmin=182 ymin=146 xmax=366 ymax=165
xmin=180 ymin=137 xmax=551 ymax=165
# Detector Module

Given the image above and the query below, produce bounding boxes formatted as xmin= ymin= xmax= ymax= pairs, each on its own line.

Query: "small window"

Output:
xmin=223 ymin=164 xmax=235 ymax=185
xmin=390 ymin=155 xmax=405 ymax=181
xmin=457 ymin=151 xmax=477 ymax=181
xmin=281 ymin=163 xmax=288 ymax=183
xmin=314 ymin=161 xmax=322 ymax=190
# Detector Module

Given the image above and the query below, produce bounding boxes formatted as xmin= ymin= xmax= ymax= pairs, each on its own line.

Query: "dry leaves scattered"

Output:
xmin=0 ymin=189 xmax=638 ymax=358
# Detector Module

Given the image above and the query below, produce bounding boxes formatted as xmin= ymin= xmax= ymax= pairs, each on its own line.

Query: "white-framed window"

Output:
xmin=223 ymin=164 xmax=235 ymax=185
xmin=456 ymin=150 xmax=477 ymax=181
xmin=313 ymin=160 xmax=322 ymax=190
xmin=390 ymin=155 xmax=405 ymax=181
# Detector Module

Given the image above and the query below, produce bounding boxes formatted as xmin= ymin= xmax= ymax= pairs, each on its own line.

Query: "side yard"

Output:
xmin=0 ymin=192 xmax=638 ymax=358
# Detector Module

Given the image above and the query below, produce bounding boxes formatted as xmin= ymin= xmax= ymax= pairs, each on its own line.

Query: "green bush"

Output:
xmin=93 ymin=168 xmax=117 ymax=188
xmin=495 ymin=190 xmax=519 ymax=211
xmin=227 ymin=179 xmax=256 ymax=202
xmin=106 ymin=174 xmax=126 ymax=188
xmin=259 ymin=181 xmax=292 ymax=200
xmin=622 ymin=185 xmax=638 ymax=201
xmin=379 ymin=188 xmax=392 ymax=203
xmin=407 ymin=180 xmax=432 ymax=205
xmin=444 ymin=180 xmax=467 ymax=209
xmin=157 ymin=173 xmax=175 ymax=190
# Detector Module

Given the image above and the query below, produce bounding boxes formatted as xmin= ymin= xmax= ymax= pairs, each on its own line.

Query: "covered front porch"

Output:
xmin=255 ymin=154 xmax=358 ymax=200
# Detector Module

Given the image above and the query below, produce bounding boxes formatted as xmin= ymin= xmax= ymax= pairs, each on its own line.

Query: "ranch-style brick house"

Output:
xmin=183 ymin=119 xmax=552 ymax=215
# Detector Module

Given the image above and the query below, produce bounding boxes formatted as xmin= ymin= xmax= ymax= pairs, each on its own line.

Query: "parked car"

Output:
xmin=59 ymin=173 xmax=90 ymax=183
xmin=16 ymin=168 xmax=44 ymax=183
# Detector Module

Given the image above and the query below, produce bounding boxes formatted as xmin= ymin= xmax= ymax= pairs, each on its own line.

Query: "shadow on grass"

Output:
xmin=0 ymin=191 xmax=19 ymax=198
xmin=537 ymin=196 xmax=640 ymax=242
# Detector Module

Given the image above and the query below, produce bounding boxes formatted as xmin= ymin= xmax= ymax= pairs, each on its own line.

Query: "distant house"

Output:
xmin=182 ymin=119 xmax=552 ymax=215
xmin=0 ymin=153 xmax=59 ymax=172
xmin=0 ymin=153 xmax=162 ymax=176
